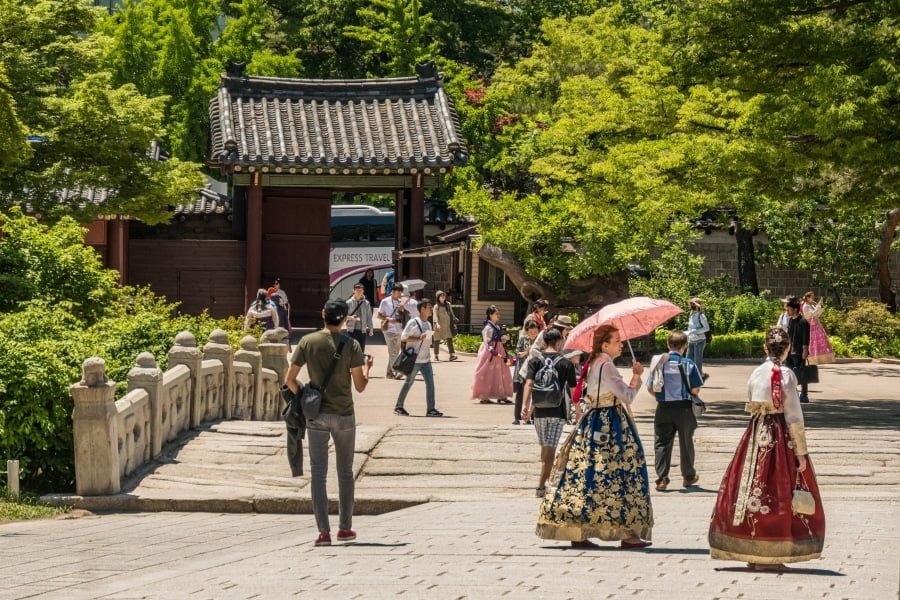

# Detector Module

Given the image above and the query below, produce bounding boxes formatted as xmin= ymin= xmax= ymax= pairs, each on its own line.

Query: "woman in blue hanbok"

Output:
xmin=536 ymin=324 xmax=653 ymax=549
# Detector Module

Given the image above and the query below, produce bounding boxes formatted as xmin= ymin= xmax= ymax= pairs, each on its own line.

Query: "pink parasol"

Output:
xmin=563 ymin=297 xmax=683 ymax=358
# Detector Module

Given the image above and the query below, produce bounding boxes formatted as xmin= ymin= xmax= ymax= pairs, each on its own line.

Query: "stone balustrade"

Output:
xmin=70 ymin=329 xmax=289 ymax=496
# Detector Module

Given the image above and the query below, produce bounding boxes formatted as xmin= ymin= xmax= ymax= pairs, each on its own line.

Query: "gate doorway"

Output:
xmin=261 ymin=189 xmax=332 ymax=326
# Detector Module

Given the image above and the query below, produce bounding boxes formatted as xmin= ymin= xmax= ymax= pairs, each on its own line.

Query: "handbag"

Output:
xmin=792 ymin=470 xmax=816 ymax=515
xmin=678 ymin=362 xmax=706 ymax=417
xmin=282 ymin=335 xmax=348 ymax=421
xmin=804 ymin=362 xmax=819 ymax=384
xmin=392 ymin=320 xmax=424 ymax=376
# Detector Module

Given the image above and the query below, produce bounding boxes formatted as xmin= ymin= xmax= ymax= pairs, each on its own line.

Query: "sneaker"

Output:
xmin=336 ymin=529 xmax=356 ymax=542
xmin=683 ymin=474 xmax=699 ymax=488
xmin=394 ymin=406 xmax=410 ymax=416
xmin=655 ymin=478 xmax=669 ymax=491
xmin=426 ymin=408 xmax=444 ymax=417
xmin=314 ymin=531 xmax=331 ymax=546
xmin=799 ymin=393 xmax=810 ymax=403
xmin=512 ymin=419 xmax=521 ymax=425
xmin=449 ymin=355 xmax=459 ymax=361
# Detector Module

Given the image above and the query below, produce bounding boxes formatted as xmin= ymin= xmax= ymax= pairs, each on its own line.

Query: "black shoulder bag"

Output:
xmin=392 ymin=320 xmax=424 ymax=376
xmin=678 ymin=362 xmax=706 ymax=417
xmin=282 ymin=335 xmax=349 ymax=422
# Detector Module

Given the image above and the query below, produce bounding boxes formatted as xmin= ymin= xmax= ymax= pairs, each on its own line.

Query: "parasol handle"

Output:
xmin=626 ymin=339 xmax=636 ymax=362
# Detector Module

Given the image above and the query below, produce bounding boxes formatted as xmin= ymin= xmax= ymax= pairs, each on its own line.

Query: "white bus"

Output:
xmin=329 ymin=205 xmax=394 ymax=300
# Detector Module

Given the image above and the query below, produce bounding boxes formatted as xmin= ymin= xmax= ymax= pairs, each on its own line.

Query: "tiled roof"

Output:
xmin=208 ymin=62 xmax=468 ymax=172
xmin=174 ymin=187 xmax=232 ymax=215
xmin=424 ymin=200 xmax=473 ymax=225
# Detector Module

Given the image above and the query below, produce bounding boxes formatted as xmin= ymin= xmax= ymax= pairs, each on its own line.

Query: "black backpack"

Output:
xmin=531 ymin=354 xmax=564 ymax=408
xmin=702 ymin=312 xmax=713 ymax=343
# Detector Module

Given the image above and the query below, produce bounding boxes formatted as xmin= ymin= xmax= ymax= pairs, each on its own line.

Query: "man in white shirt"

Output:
xmin=393 ymin=299 xmax=443 ymax=417
xmin=377 ymin=283 xmax=405 ymax=379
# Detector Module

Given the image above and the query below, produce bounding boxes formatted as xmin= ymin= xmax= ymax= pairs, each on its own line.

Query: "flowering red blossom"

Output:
xmin=493 ymin=114 xmax=520 ymax=131
xmin=464 ymin=87 xmax=486 ymax=105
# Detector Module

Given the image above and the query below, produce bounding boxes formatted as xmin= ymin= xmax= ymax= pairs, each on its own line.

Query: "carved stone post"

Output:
xmin=259 ymin=327 xmax=289 ymax=385
xmin=203 ymin=329 xmax=234 ymax=419
xmin=234 ymin=336 xmax=264 ymax=420
xmin=70 ymin=358 xmax=120 ymax=496
xmin=167 ymin=331 xmax=204 ymax=428
xmin=127 ymin=352 xmax=164 ymax=458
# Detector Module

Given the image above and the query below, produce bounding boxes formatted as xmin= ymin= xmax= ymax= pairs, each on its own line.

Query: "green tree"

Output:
xmin=344 ymin=0 xmax=440 ymax=77
xmin=760 ymin=200 xmax=882 ymax=308
xmin=0 ymin=0 xmax=201 ymax=223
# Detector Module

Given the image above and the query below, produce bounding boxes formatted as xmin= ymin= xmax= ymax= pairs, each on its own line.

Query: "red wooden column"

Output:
xmin=107 ymin=217 xmax=129 ymax=285
xmin=245 ymin=171 xmax=263 ymax=308
xmin=407 ymin=174 xmax=425 ymax=278
xmin=394 ymin=188 xmax=406 ymax=279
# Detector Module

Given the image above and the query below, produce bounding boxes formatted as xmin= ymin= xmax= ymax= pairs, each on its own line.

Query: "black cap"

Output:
xmin=324 ymin=299 xmax=349 ymax=325
xmin=418 ymin=298 xmax=433 ymax=308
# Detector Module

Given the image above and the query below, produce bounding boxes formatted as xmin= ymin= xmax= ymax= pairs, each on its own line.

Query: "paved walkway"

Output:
xmin=9 ymin=342 xmax=900 ymax=599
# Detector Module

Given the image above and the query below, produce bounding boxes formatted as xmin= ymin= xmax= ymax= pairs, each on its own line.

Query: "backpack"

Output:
xmin=531 ymin=354 xmax=565 ymax=408
xmin=702 ymin=312 xmax=712 ymax=343
xmin=661 ymin=359 xmax=690 ymax=402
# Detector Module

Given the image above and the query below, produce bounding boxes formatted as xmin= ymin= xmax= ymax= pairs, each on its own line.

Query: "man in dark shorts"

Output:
xmin=521 ymin=328 xmax=577 ymax=498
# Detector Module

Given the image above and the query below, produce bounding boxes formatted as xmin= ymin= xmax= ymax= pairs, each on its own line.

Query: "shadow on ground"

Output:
xmin=635 ymin=399 xmax=900 ymax=430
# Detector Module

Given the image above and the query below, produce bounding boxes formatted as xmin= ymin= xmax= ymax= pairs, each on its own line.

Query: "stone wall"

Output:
xmin=70 ymin=328 xmax=288 ymax=496
xmin=691 ymin=231 xmax=900 ymax=300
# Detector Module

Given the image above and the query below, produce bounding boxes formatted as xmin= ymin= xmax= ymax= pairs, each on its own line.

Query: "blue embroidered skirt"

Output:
xmin=536 ymin=405 xmax=653 ymax=541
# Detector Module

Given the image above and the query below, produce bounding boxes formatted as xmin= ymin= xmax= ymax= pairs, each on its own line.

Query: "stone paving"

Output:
xmin=8 ymin=341 xmax=900 ymax=599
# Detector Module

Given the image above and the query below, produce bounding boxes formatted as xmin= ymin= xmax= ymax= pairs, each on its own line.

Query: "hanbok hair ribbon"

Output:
xmin=770 ymin=362 xmax=783 ymax=410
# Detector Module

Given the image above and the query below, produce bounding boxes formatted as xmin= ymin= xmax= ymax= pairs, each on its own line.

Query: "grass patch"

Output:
xmin=0 ymin=491 xmax=68 ymax=522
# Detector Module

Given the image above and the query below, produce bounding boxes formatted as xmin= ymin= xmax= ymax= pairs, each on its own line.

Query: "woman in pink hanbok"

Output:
xmin=472 ymin=305 xmax=514 ymax=404
xmin=801 ymin=292 xmax=834 ymax=365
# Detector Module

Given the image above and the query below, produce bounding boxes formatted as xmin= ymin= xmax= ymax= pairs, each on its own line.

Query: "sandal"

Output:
xmin=479 ymin=398 xmax=493 ymax=404
xmin=449 ymin=355 xmax=459 ymax=361
xmin=497 ymin=398 xmax=512 ymax=404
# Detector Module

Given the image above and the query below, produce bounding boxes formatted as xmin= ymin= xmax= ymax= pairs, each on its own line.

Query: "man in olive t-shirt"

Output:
xmin=285 ymin=299 xmax=373 ymax=547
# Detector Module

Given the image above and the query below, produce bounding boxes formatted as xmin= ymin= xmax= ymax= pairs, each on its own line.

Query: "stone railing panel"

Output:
xmin=199 ymin=359 xmax=225 ymax=423
xmin=235 ymin=336 xmax=265 ymax=420
xmin=260 ymin=367 xmax=281 ymax=421
xmin=167 ymin=331 xmax=204 ymax=428
xmin=203 ymin=329 xmax=234 ymax=419
xmin=161 ymin=364 xmax=192 ymax=445
xmin=232 ymin=360 xmax=254 ymax=420
xmin=114 ymin=388 xmax=151 ymax=480
xmin=70 ymin=358 xmax=120 ymax=496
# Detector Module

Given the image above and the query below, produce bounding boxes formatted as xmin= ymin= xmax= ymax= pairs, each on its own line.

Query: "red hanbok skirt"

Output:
xmin=709 ymin=413 xmax=825 ymax=564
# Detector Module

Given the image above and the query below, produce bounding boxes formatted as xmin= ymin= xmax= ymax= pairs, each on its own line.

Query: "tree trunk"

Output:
xmin=876 ymin=208 xmax=900 ymax=313
xmin=735 ymin=224 xmax=760 ymax=294
xmin=477 ymin=243 xmax=629 ymax=308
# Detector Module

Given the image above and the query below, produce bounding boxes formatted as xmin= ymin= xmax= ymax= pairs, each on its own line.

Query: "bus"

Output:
xmin=329 ymin=205 xmax=395 ymax=300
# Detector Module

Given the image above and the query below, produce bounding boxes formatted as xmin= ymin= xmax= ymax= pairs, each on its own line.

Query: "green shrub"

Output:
xmin=884 ymin=337 xmax=900 ymax=358
xmin=724 ymin=292 xmax=783 ymax=333
xmin=453 ymin=333 xmax=482 ymax=353
xmin=829 ymin=335 xmax=850 ymax=358
xmin=706 ymin=331 xmax=766 ymax=358
xmin=835 ymin=300 xmax=900 ymax=345
xmin=847 ymin=335 xmax=881 ymax=358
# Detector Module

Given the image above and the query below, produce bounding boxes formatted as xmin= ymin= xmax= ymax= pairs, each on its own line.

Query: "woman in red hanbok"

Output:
xmin=472 ymin=306 xmax=514 ymax=404
xmin=801 ymin=292 xmax=835 ymax=365
xmin=709 ymin=327 xmax=825 ymax=570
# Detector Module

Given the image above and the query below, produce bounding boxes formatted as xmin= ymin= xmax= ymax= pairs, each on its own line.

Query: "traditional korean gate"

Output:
xmin=260 ymin=189 xmax=332 ymax=326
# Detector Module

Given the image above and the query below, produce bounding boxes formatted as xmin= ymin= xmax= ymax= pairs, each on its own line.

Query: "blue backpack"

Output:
xmin=661 ymin=359 xmax=691 ymax=402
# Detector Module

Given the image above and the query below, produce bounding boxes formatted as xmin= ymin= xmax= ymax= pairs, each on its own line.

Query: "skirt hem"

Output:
xmin=710 ymin=547 xmax=822 ymax=564
xmin=536 ymin=522 xmax=653 ymax=542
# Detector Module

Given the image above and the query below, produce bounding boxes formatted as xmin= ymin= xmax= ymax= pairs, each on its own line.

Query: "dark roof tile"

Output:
xmin=208 ymin=69 xmax=468 ymax=171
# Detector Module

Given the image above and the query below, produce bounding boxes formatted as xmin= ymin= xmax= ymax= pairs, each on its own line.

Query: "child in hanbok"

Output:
xmin=801 ymin=292 xmax=835 ymax=365
xmin=536 ymin=325 xmax=653 ymax=549
xmin=708 ymin=327 xmax=825 ymax=570
xmin=472 ymin=306 xmax=514 ymax=404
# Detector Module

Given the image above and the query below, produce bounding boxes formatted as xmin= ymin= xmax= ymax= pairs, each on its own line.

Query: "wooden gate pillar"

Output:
xmin=245 ymin=171 xmax=263 ymax=307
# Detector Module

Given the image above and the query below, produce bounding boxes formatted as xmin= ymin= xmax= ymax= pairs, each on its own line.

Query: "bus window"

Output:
xmin=370 ymin=223 xmax=393 ymax=241
xmin=332 ymin=224 xmax=368 ymax=242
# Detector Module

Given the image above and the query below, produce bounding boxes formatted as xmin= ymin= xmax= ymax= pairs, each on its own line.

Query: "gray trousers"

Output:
xmin=307 ymin=412 xmax=356 ymax=532
xmin=687 ymin=339 xmax=706 ymax=375
xmin=384 ymin=331 xmax=401 ymax=377
xmin=653 ymin=402 xmax=697 ymax=482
